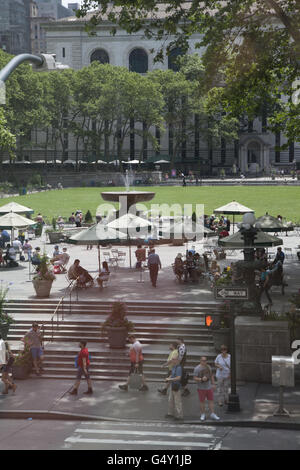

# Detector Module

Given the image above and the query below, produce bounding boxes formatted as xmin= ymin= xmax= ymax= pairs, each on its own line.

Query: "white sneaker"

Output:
xmin=200 ymin=414 xmax=206 ymax=421
xmin=210 ymin=413 xmax=220 ymax=421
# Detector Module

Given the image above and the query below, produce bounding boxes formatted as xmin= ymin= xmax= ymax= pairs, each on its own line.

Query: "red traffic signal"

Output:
xmin=205 ymin=315 xmax=213 ymax=327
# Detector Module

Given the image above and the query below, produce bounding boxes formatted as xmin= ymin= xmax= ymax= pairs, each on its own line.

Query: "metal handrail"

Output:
xmin=48 ymin=277 xmax=79 ymax=342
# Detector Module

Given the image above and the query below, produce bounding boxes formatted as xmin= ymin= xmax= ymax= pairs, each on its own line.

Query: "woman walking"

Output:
xmin=215 ymin=345 xmax=231 ymax=406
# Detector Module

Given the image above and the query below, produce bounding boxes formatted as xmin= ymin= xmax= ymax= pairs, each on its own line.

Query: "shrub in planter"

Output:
xmin=32 ymin=254 xmax=56 ymax=298
xmin=12 ymin=345 xmax=32 ymax=379
xmin=101 ymin=301 xmax=134 ymax=349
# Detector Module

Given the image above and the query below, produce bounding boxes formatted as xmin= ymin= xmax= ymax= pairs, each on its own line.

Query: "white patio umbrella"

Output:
xmin=214 ymin=200 xmax=254 ymax=233
xmin=123 ymin=160 xmax=145 ymax=164
xmin=62 ymin=160 xmax=75 ymax=164
xmin=0 ymin=211 xmax=36 ymax=240
xmin=154 ymin=159 xmax=170 ymax=164
xmin=107 ymin=214 xmax=153 ymax=267
xmin=0 ymin=202 xmax=34 ymax=216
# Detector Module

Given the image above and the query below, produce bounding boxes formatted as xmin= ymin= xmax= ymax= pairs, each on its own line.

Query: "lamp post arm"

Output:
xmin=0 ymin=54 xmax=44 ymax=83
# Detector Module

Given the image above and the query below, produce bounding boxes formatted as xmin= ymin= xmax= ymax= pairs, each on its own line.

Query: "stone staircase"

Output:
xmin=6 ymin=299 xmax=222 ymax=382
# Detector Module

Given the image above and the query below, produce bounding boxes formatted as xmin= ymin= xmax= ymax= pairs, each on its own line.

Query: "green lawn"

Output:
xmin=1 ymin=186 xmax=300 ymax=223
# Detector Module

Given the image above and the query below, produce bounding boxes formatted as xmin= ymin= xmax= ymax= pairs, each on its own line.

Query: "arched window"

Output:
xmin=168 ymin=47 xmax=183 ymax=72
xmin=90 ymin=49 xmax=109 ymax=64
xmin=129 ymin=48 xmax=148 ymax=73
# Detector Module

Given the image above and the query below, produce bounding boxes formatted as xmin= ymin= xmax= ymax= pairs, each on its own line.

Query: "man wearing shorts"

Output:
xmin=24 ymin=323 xmax=44 ymax=376
xmin=193 ymin=356 xmax=220 ymax=421
xmin=119 ymin=335 xmax=148 ymax=392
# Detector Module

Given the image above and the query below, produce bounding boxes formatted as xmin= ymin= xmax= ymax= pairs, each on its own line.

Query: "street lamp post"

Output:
xmin=227 ymin=301 xmax=241 ymax=412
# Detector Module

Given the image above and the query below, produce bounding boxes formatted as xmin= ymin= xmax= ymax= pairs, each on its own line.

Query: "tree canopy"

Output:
xmin=77 ymin=0 xmax=300 ymax=143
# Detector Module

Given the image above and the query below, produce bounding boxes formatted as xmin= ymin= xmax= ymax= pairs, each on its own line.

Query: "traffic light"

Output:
xmin=205 ymin=315 xmax=213 ymax=327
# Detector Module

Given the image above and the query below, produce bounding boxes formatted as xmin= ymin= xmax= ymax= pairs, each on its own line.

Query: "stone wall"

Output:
xmin=235 ymin=316 xmax=291 ymax=383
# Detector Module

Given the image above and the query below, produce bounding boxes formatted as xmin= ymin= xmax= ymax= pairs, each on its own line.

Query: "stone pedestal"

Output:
xmin=236 ymin=316 xmax=290 ymax=383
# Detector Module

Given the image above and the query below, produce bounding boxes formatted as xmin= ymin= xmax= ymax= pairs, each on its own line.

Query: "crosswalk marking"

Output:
xmin=74 ymin=428 xmax=215 ymax=440
xmin=63 ymin=421 xmax=222 ymax=450
xmin=65 ymin=437 xmax=212 ymax=448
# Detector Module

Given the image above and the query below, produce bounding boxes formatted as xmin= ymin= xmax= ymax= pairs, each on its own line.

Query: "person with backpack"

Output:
xmin=176 ymin=337 xmax=190 ymax=396
xmin=69 ymin=340 xmax=93 ymax=395
xmin=165 ymin=357 xmax=183 ymax=421
xmin=193 ymin=356 xmax=220 ymax=421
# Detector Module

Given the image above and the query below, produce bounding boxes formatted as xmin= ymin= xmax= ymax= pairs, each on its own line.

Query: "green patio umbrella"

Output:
xmin=255 ymin=213 xmax=294 ymax=233
xmin=218 ymin=230 xmax=283 ymax=249
xmin=68 ymin=223 xmax=127 ymax=271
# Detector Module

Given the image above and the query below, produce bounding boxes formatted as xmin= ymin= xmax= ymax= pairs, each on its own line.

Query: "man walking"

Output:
xmin=24 ymin=322 xmax=44 ymax=376
xmin=147 ymin=249 xmax=162 ymax=287
xmin=69 ymin=340 xmax=93 ymax=395
xmin=119 ymin=335 xmax=148 ymax=392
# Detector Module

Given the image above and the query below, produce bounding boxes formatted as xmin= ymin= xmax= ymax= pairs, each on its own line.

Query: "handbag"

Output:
xmin=129 ymin=370 xmax=143 ymax=389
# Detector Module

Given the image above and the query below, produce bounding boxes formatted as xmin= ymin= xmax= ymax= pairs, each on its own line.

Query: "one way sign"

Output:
xmin=215 ymin=287 xmax=248 ymax=300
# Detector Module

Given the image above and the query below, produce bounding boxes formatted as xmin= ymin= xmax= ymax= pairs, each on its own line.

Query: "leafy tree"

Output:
xmin=0 ymin=108 xmax=16 ymax=161
xmin=77 ymin=0 xmax=300 ymax=144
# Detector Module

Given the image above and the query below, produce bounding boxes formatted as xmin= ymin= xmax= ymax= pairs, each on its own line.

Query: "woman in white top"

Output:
xmin=215 ymin=345 xmax=231 ymax=406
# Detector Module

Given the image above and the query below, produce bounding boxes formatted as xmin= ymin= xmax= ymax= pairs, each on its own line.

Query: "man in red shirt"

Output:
xmin=69 ymin=340 xmax=93 ymax=395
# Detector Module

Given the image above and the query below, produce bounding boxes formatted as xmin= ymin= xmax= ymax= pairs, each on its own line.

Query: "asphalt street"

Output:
xmin=0 ymin=419 xmax=299 ymax=451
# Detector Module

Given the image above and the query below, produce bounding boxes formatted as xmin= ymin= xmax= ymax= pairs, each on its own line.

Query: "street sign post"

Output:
xmin=214 ymin=288 xmax=247 ymax=413
xmin=215 ymin=287 xmax=248 ymax=300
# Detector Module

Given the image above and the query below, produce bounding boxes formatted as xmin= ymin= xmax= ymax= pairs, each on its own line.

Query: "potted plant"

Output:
xmin=0 ymin=283 xmax=14 ymax=340
xmin=12 ymin=345 xmax=32 ymax=380
xmin=32 ymin=254 xmax=56 ymax=298
xmin=101 ymin=301 xmax=134 ymax=349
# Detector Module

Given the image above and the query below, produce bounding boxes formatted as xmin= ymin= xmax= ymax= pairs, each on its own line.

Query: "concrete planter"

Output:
xmin=12 ymin=364 xmax=31 ymax=380
xmin=107 ymin=327 xmax=128 ymax=349
xmin=33 ymin=279 xmax=53 ymax=298
xmin=47 ymin=231 xmax=63 ymax=244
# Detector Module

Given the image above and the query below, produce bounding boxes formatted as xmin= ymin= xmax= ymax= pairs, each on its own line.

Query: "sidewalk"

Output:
xmin=1 ymin=378 xmax=300 ymax=430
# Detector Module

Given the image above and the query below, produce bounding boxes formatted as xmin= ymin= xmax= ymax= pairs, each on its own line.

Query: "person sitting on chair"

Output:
xmin=174 ymin=253 xmax=185 ymax=281
xmin=4 ymin=245 xmax=18 ymax=268
xmin=97 ymin=261 xmax=110 ymax=288
xmin=52 ymin=248 xmax=70 ymax=273
xmin=68 ymin=259 xmax=93 ymax=287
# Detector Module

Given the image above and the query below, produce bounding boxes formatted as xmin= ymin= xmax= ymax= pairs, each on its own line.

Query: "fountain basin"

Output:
xmin=101 ymin=191 xmax=155 ymax=209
